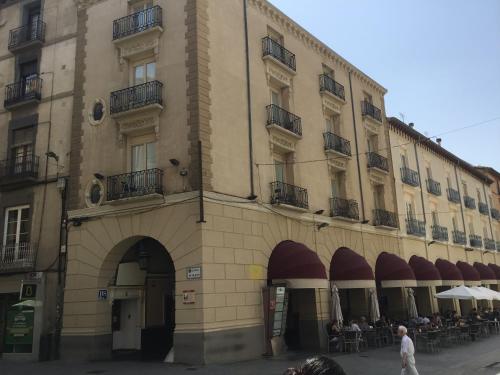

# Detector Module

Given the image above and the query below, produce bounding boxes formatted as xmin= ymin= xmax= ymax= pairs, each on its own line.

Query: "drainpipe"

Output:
xmin=243 ymin=0 xmax=256 ymax=200
xmin=413 ymin=140 xmax=428 ymax=257
xmin=348 ymin=71 xmax=365 ymax=221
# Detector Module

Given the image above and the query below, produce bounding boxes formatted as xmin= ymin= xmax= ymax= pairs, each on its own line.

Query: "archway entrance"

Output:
xmin=110 ymin=237 xmax=175 ymax=361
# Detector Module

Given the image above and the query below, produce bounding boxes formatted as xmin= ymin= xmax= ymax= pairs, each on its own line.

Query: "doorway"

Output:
xmin=284 ymin=289 xmax=318 ymax=351
xmin=112 ymin=298 xmax=141 ymax=351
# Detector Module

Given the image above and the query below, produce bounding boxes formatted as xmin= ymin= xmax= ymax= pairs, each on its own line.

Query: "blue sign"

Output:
xmin=98 ymin=289 xmax=108 ymax=300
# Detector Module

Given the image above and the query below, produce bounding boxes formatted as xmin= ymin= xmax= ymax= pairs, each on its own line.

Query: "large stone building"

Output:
xmin=0 ymin=0 xmax=498 ymax=365
xmin=0 ymin=0 xmax=77 ymax=360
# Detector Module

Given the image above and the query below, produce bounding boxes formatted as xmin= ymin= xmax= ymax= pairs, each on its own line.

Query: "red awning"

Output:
xmin=375 ymin=252 xmax=417 ymax=288
xmin=408 ymin=255 xmax=442 ymax=287
xmin=488 ymin=263 xmax=500 ymax=281
xmin=456 ymin=261 xmax=481 ymax=286
xmin=435 ymin=259 xmax=464 ymax=286
xmin=473 ymin=262 xmax=498 ymax=284
xmin=268 ymin=240 xmax=328 ymax=288
xmin=330 ymin=247 xmax=375 ymax=289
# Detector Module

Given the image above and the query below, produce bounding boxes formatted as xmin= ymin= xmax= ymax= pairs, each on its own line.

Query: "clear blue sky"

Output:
xmin=269 ymin=0 xmax=500 ymax=170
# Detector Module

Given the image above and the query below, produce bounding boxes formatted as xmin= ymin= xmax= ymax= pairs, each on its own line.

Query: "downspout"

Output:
xmin=348 ymin=71 xmax=365 ymax=221
xmin=243 ymin=0 xmax=256 ymax=200
xmin=413 ymin=140 xmax=428 ymax=257
xmin=454 ymin=163 xmax=467 ymax=244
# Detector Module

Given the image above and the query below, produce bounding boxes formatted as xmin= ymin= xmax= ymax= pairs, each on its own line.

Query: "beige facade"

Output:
xmin=0 ymin=0 xmax=77 ymax=360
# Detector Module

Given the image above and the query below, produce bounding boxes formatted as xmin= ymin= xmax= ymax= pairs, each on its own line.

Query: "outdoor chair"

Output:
xmin=364 ymin=329 xmax=382 ymax=348
xmin=459 ymin=326 xmax=471 ymax=343
xmin=325 ymin=325 xmax=342 ymax=353
xmin=417 ymin=331 xmax=440 ymax=353
xmin=391 ymin=327 xmax=401 ymax=346
xmin=343 ymin=330 xmax=361 ymax=353
xmin=470 ymin=324 xmax=481 ymax=341
xmin=439 ymin=329 xmax=452 ymax=347
xmin=376 ymin=327 xmax=390 ymax=346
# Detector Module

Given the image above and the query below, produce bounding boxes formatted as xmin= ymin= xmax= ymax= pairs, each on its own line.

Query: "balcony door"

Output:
xmin=27 ymin=6 xmax=41 ymax=41
xmin=10 ymin=127 xmax=34 ymax=176
xmin=131 ymin=61 xmax=156 ymax=107
xmin=131 ymin=0 xmax=154 ymax=30
xmin=131 ymin=141 xmax=156 ymax=172
xmin=373 ymin=184 xmax=385 ymax=210
xmin=19 ymin=60 xmax=38 ymax=97
xmin=134 ymin=61 xmax=156 ymax=85
xmin=2 ymin=206 xmax=30 ymax=262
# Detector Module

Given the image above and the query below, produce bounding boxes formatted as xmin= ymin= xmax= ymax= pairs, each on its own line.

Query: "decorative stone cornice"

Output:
xmin=248 ymin=0 xmax=387 ymax=95
xmin=74 ymin=0 xmax=106 ymax=11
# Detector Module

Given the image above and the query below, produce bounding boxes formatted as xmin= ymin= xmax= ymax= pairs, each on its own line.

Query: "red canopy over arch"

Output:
xmin=435 ymin=259 xmax=464 ymax=286
xmin=456 ymin=261 xmax=481 ymax=286
xmin=375 ymin=252 xmax=417 ymax=288
xmin=473 ymin=262 xmax=498 ymax=284
xmin=409 ymin=255 xmax=442 ymax=287
xmin=330 ymin=247 xmax=375 ymax=289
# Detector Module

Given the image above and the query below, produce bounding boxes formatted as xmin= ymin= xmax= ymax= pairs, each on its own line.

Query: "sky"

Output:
xmin=268 ymin=0 xmax=500 ymax=170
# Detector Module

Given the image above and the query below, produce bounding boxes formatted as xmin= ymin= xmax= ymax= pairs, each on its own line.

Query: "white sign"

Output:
xmin=97 ymin=289 xmax=108 ymax=300
xmin=187 ymin=267 xmax=202 ymax=280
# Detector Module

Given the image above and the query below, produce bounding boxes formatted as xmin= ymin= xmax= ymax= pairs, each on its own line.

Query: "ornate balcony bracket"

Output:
xmin=320 ymin=91 xmax=345 ymax=116
xmin=327 ymin=157 xmax=348 ymax=173
xmin=113 ymin=26 xmax=163 ymax=64
xmin=263 ymin=56 xmax=296 ymax=90
xmin=268 ymin=126 xmax=299 ymax=154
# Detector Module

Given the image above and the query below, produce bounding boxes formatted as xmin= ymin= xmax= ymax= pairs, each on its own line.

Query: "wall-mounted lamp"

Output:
xmin=137 ymin=241 xmax=150 ymax=271
xmin=46 ymin=151 xmax=59 ymax=162
xmin=314 ymin=209 xmax=324 ymax=215
xmin=169 ymin=159 xmax=180 ymax=167
xmin=361 ymin=220 xmax=370 ymax=225
xmin=317 ymin=222 xmax=329 ymax=231
xmin=93 ymin=173 xmax=105 ymax=180
xmin=428 ymin=241 xmax=436 ymax=246
xmin=465 ymin=247 xmax=474 ymax=252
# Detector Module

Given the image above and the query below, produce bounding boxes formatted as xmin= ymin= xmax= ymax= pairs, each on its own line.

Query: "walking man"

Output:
xmin=398 ymin=325 xmax=419 ymax=375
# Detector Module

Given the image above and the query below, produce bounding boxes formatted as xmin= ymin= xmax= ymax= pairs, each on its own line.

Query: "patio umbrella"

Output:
xmin=369 ymin=288 xmax=380 ymax=323
xmin=330 ymin=284 xmax=343 ymax=326
xmin=435 ymin=285 xmax=492 ymax=300
xmin=407 ymin=288 xmax=418 ymax=319
xmin=471 ymin=286 xmax=500 ymax=301
xmin=12 ymin=299 xmax=42 ymax=308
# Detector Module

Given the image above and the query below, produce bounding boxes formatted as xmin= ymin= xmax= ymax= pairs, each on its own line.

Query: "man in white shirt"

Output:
xmin=398 ymin=325 xmax=419 ymax=375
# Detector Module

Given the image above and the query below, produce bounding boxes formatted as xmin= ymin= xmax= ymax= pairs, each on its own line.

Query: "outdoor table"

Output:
xmin=488 ymin=320 xmax=500 ymax=334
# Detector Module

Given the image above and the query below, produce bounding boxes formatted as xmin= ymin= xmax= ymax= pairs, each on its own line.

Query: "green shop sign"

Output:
xmin=5 ymin=307 xmax=34 ymax=346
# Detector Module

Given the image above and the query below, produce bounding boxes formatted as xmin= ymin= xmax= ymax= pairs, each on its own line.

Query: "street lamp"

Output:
xmin=137 ymin=241 xmax=150 ymax=271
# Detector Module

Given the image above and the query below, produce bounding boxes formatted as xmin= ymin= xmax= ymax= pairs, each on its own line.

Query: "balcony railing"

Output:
xmin=426 ymin=179 xmax=442 ymax=196
xmin=270 ymin=181 xmax=308 ymax=209
xmin=330 ymin=197 xmax=359 ymax=220
xmin=464 ymin=196 xmax=476 ymax=209
xmin=110 ymin=80 xmax=163 ymax=115
xmin=491 ymin=208 xmax=500 ymax=220
xmin=361 ymin=100 xmax=382 ymax=122
xmin=367 ymin=152 xmax=389 ymax=172
xmin=0 ymin=242 xmax=36 ymax=273
xmin=266 ymin=104 xmax=302 ymax=137
xmin=497 ymin=241 xmax=500 ymax=251
xmin=452 ymin=230 xmax=466 ymax=245
xmin=113 ymin=6 xmax=163 ymax=40
xmin=373 ymin=209 xmax=398 ymax=228
xmin=0 ymin=154 xmax=39 ymax=182
xmin=406 ymin=217 xmax=426 ymax=237
xmin=323 ymin=132 xmax=351 ymax=156
xmin=401 ymin=167 xmax=419 ymax=187
xmin=262 ymin=36 xmax=296 ymax=71
xmin=107 ymin=168 xmax=163 ymax=201
xmin=447 ymin=188 xmax=460 ymax=203
xmin=319 ymin=74 xmax=345 ymax=100
xmin=8 ymin=20 xmax=46 ymax=51
xmin=431 ymin=225 xmax=449 ymax=242
xmin=4 ymin=76 xmax=42 ymax=108
xmin=484 ymin=238 xmax=496 ymax=250
xmin=478 ymin=202 xmax=489 ymax=215
xmin=469 ymin=234 xmax=482 ymax=248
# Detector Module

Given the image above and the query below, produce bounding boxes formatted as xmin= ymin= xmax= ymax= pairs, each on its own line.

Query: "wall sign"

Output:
xmin=183 ymin=290 xmax=196 ymax=305
xmin=20 ymin=284 xmax=37 ymax=301
xmin=187 ymin=266 xmax=202 ymax=280
xmin=5 ymin=308 xmax=34 ymax=348
xmin=98 ymin=289 xmax=108 ymax=301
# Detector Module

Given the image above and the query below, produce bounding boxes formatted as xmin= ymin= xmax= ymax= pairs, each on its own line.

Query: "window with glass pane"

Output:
xmin=3 ymin=206 xmax=30 ymax=261
xmin=132 ymin=142 xmax=157 ymax=172
xmin=274 ymin=161 xmax=285 ymax=183
xmin=271 ymin=90 xmax=281 ymax=107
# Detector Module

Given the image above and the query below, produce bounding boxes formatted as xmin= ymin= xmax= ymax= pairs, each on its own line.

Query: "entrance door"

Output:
xmin=112 ymin=299 xmax=140 ymax=350
xmin=27 ymin=7 xmax=41 ymax=41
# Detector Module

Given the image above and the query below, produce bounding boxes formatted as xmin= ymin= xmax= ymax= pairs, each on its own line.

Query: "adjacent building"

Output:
xmin=0 ymin=0 xmax=77 ymax=360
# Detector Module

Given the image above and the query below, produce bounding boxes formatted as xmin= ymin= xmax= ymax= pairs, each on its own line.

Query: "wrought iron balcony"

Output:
xmin=110 ymin=80 xmax=163 ymax=115
xmin=491 ymin=208 xmax=500 ymax=220
xmin=4 ymin=76 xmax=42 ymax=109
xmin=0 ymin=242 xmax=36 ymax=273
xmin=406 ymin=217 xmax=426 ymax=237
xmin=107 ymin=168 xmax=163 ymax=201
xmin=478 ymin=202 xmax=489 ymax=215
xmin=330 ymin=197 xmax=359 ymax=220
xmin=113 ymin=5 xmax=163 ymax=40
xmin=361 ymin=100 xmax=382 ymax=122
xmin=452 ymin=230 xmax=466 ymax=245
xmin=323 ymin=132 xmax=351 ymax=156
xmin=262 ymin=36 xmax=296 ymax=71
xmin=464 ymin=196 xmax=476 ymax=209
xmin=431 ymin=225 xmax=448 ymax=242
xmin=426 ymin=179 xmax=441 ymax=196
xmin=270 ymin=181 xmax=308 ymax=209
xmin=0 ymin=154 xmax=39 ymax=184
xmin=319 ymin=74 xmax=345 ymax=101
xmin=8 ymin=20 xmax=46 ymax=52
xmin=484 ymin=238 xmax=496 ymax=250
xmin=469 ymin=234 xmax=482 ymax=248
xmin=401 ymin=167 xmax=419 ymax=187
xmin=367 ymin=152 xmax=389 ymax=172
xmin=373 ymin=209 xmax=398 ymax=228
xmin=447 ymin=188 xmax=460 ymax=203
xmin=497 ymin=241 xmax=500 ymax=251
xmin=266 ymin=104 xmax=302 ymax=137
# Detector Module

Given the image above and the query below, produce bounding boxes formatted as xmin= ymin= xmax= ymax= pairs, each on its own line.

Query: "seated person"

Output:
xmin=375 ymin=315 xmax=388 ymax=327
xmin=431 ymin=313 xmax=443 ymax=328
xmin=349 ymin=319 xmax=361 ymax=332
xmin=359 ymin=316 xmax=371 ymax=330
xmin=327 ymin=320 xmax=343 ymax=352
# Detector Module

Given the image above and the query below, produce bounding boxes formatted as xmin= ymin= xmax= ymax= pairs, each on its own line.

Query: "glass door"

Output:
xmin=3 ymin=206 xmax=30 ymax=262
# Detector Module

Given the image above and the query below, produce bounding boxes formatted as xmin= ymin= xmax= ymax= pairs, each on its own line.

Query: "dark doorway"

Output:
xmin=284 ymin=289 xmax=318 ymax=351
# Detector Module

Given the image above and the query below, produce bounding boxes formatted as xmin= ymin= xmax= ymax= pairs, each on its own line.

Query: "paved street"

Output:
xmin=1 ymin=335 xmax=500 ymax=375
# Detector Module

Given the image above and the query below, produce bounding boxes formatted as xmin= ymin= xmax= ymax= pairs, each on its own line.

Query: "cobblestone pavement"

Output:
xmin=1 ymin=334 xmax=500 ymax=375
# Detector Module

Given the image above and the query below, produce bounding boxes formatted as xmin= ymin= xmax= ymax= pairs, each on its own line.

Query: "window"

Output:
xmin=322 ymin=65 xmax=334 ymax=79
xmin=134 ymin=61 xmax=156 ymax=85
xmin=131 ymin=0 xmax=153 ymax=13
xmin=363 ymin=92 xmax=372 ymax=104
xmin=271 ymin=89 xmax=281 ymax=107
xmin=131 ymin=142 xmax=156 ymax=172
xmin=367 ymin=134 xmax=378 ymax=153
xmin=452 ymin=216 xmax=458 ymax=231
xmin=483 ymin=227 xmax=489 ymax=239
xmin=401 ymin=153 xmax=409 ymax=168
xmin=426 ymin=167 xmax=432 ymax=180
xmin=373 ymin=185 xmax=385 ymax=209
xmin=325 ymin=114 xmax=340 ymax=135
xmin=431 ymin=211 xmax=439 ymax=226
xmin=274 ymin=160 xmax=286 ymax=183
xmin=267 ymin=27 xmax=283 ymax=45
xmin=405 ymin=202 xmax=415 ymax=219
xmin=3 ymin=206 xmax=30 ymax=261
xmin=477 ymin=188 xmax=482 ymax=203
xmin=446 ymin=176 xmax=452 ymax=188
xmin=462 ymin=181 xmax=468 ymax=196
xmin=468 ymin=221 xmax=474 ymax=235
xmin=331 ymin=172 xmax=345 ymax=198
xmin=10 ymin=127 xmax=34 ymax=173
